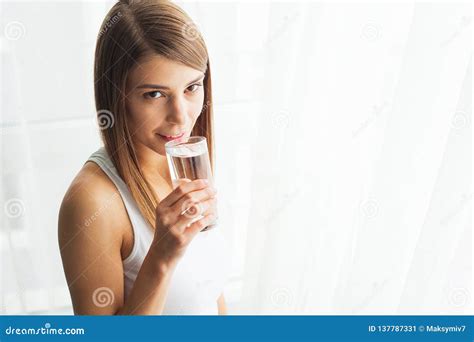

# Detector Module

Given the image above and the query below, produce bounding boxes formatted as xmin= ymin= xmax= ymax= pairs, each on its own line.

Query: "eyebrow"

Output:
xmin=136 ymin=75 xmax=205 ymax=90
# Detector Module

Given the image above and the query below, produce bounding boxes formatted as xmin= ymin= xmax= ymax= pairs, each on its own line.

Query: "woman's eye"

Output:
xmin=145 ymin=91 xmax=163 ymax=99
xmin=187 ymin=83 xmax=202 ymax=93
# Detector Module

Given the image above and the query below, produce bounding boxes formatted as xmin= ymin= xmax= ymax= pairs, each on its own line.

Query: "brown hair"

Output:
xmin=94 ymin=0 xmax=214 ymax=229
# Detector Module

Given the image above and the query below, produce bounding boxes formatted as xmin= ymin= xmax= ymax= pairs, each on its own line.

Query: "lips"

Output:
xmin=158 ymin=132 xmax=185 ymax=141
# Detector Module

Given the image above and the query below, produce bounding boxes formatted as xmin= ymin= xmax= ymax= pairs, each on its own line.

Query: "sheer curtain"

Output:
xmin=1 ymin=1 xmax=471 ymax=315
xmin=201 ymin=2 xmax=472 ymax=314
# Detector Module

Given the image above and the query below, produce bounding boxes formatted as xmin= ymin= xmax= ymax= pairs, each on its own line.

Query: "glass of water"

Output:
xmin=165 ymin=136 xmax=217 ymax=231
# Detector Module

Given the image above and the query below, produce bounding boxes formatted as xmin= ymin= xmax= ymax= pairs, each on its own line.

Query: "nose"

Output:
xmin=166 ymin=95 xmax=187 ymax=126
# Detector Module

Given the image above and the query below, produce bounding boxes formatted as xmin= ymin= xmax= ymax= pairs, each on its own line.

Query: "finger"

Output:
xmin=184 ymin=213 xmax=217 ymax=238
xmin=160 ymin=178 xmax=209 ymax=208
xmin=173 ymin=178 xmax=192 ymax=187
xmin=172 ymin=197 xmax=217 ymax=230
xmin=169 ymin=187 xmax=216 ymax=217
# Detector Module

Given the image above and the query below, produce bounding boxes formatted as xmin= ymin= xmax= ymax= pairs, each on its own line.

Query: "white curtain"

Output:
xmin=1 ymin=1 xmax=471 ymax=315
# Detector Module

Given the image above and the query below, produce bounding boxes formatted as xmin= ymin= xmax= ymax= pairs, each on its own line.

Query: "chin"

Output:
xmin=142 ymin=140 xmax=166 ymax=157
xmin=154 ymin=145 xmax=167 ymax=156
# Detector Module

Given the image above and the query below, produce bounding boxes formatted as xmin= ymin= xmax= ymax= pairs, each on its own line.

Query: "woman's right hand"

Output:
xmin=150 ymin=179 xmax=217 ymax=271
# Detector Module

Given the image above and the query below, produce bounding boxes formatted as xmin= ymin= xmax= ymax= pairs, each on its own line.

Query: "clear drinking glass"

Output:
xmin=165 ymin=136 xmax=217 ymax=231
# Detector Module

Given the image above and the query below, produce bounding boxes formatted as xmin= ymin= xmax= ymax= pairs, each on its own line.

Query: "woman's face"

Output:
xmin=125 ymin=54 xmax=205 ymax=156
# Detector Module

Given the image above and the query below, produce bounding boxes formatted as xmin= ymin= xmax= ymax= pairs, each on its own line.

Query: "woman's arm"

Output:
xmin=217 ymin=293 xmax=227 ymax=315
xmin=58 ymin=178 xmax=174 ymax=315
xmin=116 ymin=249 xmax=175 ymax=315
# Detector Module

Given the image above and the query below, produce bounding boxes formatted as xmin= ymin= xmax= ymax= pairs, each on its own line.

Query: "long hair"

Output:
xmin=94 ymin=0 xmax=214 ymax=229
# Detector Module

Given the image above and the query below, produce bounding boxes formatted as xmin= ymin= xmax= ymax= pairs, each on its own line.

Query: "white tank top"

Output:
xmin=86 ymin=147 xmax=231 ymax=314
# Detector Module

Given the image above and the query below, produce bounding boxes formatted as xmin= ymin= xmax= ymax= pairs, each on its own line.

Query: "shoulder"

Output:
xmin=58 ymin=161 xmax=128 ymax=249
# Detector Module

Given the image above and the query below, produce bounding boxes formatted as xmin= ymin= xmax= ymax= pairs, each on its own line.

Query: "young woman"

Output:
xmin=58 ymin=0 xmax=229 ymax=315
